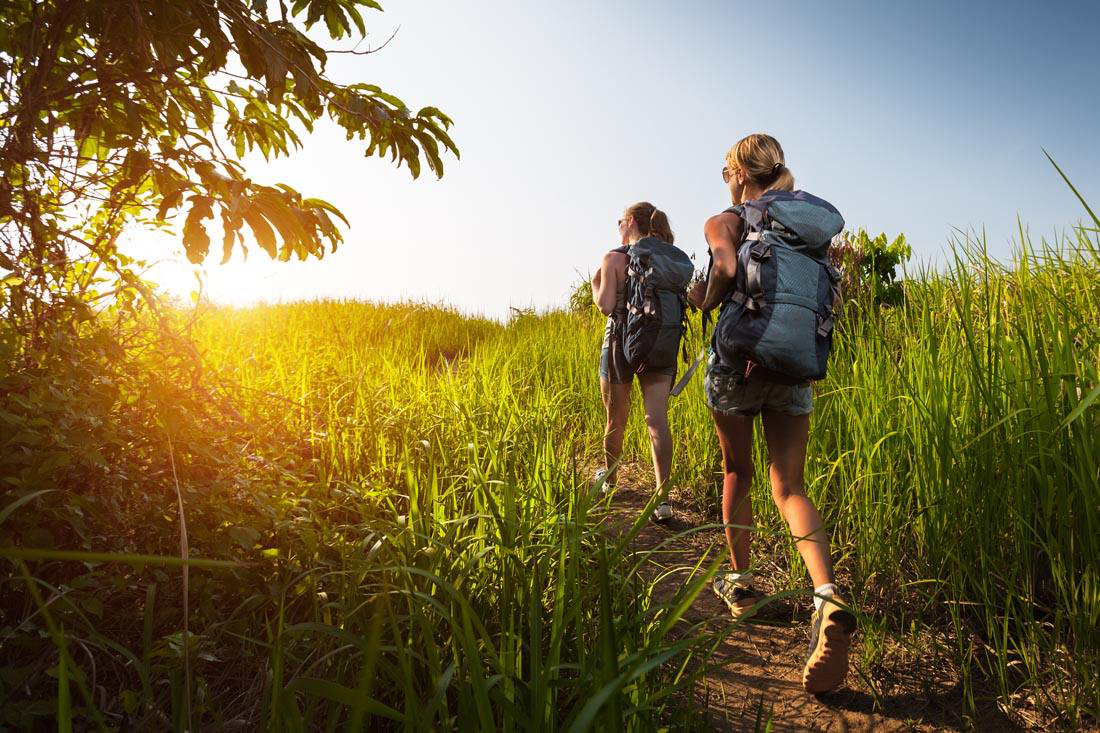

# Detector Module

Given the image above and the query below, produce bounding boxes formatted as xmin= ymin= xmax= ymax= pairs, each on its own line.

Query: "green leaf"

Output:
xmin=302 ymin=196 xmax=349 ymax=226
xmin=286 ymin=678 xmax=404 ymax=721
xmin=1044 ymin=149 xmax=1100 ymax=230
xmin=57 ymin=637 xmax=72 ymax=733
xmin=228 ymin=525 xmax=262 ymax=549
xmin=0 ymin=489 xmax=56 ymax=526
xmin=0 ymin=548 xmax=237 ymax=568
xmin=1060 ymin=382 xmax=1100 ymax=429
xmin=156 ymin=188 xmax=184 ymax=221
xmin=243 ymin=205 xmax=278 ymax=258
xmin=183 ymin=195 xmax=215 ymax=263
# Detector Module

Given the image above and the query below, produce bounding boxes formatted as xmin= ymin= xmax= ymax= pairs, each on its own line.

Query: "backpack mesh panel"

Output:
xmin=773 ymin=246 xmax=821 ymax=299
xmin=754 ymin=303 xmax=817 ymax=374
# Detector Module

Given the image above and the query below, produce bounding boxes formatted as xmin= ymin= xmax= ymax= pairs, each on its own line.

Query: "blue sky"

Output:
xmin=137 ymin=0 xmax=1100 ymax=318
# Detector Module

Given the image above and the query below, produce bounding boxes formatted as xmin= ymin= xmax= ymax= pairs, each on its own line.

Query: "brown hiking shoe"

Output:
xmin=712 ymin=572 xmax=764 ymax=620
xmin=802 ymin=595 xmax=857 ymax=693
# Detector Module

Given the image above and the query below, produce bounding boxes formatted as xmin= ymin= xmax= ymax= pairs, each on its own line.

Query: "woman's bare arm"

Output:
xmin=687 ymin=212 xmax=743 ymax=312
xmin=592 ymin=251 xmax=627 ymax=316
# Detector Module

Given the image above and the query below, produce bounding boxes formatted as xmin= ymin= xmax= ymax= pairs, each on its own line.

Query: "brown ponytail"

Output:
xmin=623 ymin=201 xmax=675 ymax=244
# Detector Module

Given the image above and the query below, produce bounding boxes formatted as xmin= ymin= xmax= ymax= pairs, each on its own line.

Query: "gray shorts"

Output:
xmin=704 ymin=352 xmax=813 ymax=417
xmin=599 ymin=320 xmax=677 ymax=385
xmin=599 ymin=346 xmax=677 ymax=384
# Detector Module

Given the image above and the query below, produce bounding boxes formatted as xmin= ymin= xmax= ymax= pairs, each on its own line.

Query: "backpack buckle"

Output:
xmin=731 ymin=291 xmax=758 ymax=312
xmin=749 ymin=241 xmax=772 ymax=261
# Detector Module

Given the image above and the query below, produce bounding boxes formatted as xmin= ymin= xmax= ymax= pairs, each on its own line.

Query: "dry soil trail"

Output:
xmin=602 ymin=477 xmax=1025 ymax=732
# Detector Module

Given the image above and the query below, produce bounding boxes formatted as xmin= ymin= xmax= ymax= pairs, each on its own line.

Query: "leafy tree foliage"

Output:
xmin=0 ymin=5 xmax=457 ymax=725
xmin=829 ymin=230 xmax=912 ymax=308
xmin=0 ymin=0 xmax=458 ymax=331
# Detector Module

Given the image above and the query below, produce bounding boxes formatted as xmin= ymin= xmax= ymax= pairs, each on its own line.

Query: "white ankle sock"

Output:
xmin=726 ymin=570 xmax=753 ymax=587
xmin=813 ymin=583 xmax=838 ymax=612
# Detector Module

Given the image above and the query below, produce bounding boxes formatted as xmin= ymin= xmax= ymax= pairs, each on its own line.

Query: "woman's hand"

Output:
xmin=687 ymin=278 xmax=706 ymax=309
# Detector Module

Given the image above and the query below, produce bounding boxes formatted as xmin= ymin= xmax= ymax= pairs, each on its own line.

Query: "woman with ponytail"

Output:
xmin=591 ymin=201 xmax=690 ymax=524
xmin=688 ymin=134 xmax=856 ymax=693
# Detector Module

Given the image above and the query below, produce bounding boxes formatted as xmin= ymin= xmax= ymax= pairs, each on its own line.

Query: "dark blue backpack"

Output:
xmin=712 ymin=190 xmax=844 ymax=384
xmin=613 ymin=236 xmax=694 ymax=372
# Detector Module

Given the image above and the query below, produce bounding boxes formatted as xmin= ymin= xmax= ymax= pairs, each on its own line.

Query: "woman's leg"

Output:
xmin=638 ymin=373 xmax=674 ymax=490
xmin=763 ymin=410 xmax=853 ymax=693
xmin=712 ymin=410 xmax=755 ymax=571
xmin=760 ymin=410 xmax=834 ymax=588
xmin=600 ymin=377 xmax=632 ymax=484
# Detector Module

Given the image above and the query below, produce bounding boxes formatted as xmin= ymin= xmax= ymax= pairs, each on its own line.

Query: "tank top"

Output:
xmin=601 ymin=265 xmax=627 ymax=348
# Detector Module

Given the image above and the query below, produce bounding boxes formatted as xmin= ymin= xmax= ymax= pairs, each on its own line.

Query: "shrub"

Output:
xmin=569 ymin=278 xmax=596 ymax=315
xmin=829 ymin=229 xmax=912 ymax=307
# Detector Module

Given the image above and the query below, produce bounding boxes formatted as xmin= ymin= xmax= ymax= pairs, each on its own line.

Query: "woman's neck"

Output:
xmin=738 ymin=184 xmax=767 ymax=204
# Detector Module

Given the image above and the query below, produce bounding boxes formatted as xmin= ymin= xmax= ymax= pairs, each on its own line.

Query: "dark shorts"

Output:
xmin=599 ymin=345 xmax=677 ymax=384
xmin=704 ymin=350 xmax=813 ymax=417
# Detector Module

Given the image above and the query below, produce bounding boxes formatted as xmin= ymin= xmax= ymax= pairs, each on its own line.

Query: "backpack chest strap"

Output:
xmin=734 ymin=292 xmax=821 ymax=312
xmin=770 ymin=294 xmax=820 ymax=311
xmin=743 ymin=238 xmax=770 ymax=308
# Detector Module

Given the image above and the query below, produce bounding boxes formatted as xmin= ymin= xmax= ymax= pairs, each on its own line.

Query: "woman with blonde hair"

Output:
xmin=687 ymin=134 xmax=856 ymax=693
xmin=592 ymin=202 xmax=692 ymax=523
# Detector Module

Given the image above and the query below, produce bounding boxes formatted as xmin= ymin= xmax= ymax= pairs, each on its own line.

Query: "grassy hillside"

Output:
xmin=1 ymin=223 xmax=1097 ymax=729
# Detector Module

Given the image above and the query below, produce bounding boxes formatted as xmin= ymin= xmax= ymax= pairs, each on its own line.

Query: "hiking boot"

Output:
xmin=802 ymin=595 xmax=857 ymax=693
xmin=593 ymin=468 xmax=615 ymax=495
xmin=651 ymin=501 xmax=673 ymax=524
xmin=712 ymin=572 xmax=764 ymax=619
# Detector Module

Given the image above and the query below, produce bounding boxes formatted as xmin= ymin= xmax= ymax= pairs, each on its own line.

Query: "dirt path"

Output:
xmin=602 ymin=478 xmax=1025 ymax=732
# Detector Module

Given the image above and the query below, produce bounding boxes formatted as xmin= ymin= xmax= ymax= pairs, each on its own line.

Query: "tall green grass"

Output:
xmin=3 ymin=301 xmax=725 ymax=730
xmin=3 ymin=209 xmax=1097 ymax=727
xmin=664 ymin=221 xmax=1099 ymax=722
xmin=194 ymin=209 xmax=1098 ymax=725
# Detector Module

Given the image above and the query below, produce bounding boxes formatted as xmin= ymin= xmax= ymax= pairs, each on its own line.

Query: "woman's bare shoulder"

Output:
xmin=704 ymin=211 xmax=743 ymax=246
xmin=602 ymin=249 xmax=629 ymax=267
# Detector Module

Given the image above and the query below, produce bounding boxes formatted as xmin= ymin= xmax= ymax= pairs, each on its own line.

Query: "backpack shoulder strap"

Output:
xmin=736 ymin=200 xmax=770 ymax=237
xmin=721 ymin=203 xmax=769 ymax=247
xmin=722 ymin=200 xmax=772 ymax=311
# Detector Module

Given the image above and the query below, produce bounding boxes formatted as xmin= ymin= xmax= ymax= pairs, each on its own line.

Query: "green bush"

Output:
xmin=829 ymin=229 xmax=912 ymax=307
xmin=569 ymin=277 xmax=596 ymax=315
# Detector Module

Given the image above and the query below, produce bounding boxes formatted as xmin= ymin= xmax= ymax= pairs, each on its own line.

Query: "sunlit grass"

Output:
xmin=185 ymin=215 xmax=1099 ymax=726
xmin=3 ymin=218 xmax=1097 ymax=728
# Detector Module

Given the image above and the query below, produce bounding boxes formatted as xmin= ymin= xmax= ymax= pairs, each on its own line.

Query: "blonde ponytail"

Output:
xmin=726 ymin=134 xmax=795 ymax=192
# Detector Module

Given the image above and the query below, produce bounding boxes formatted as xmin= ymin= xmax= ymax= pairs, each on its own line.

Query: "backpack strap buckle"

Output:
xmin=745 ymin=241 xmax=769 ymax=305
xmin=730 ymin=290 xmax=759 ymax=313
xmin=749 ymin=241 xmax=772 ymax=260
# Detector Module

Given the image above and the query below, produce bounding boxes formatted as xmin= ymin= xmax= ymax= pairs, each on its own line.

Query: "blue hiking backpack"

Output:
xmin=612 ymin=236 xmax=695 ymax=372
xmin=712 ymin=190 xmax=844 ymax=384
